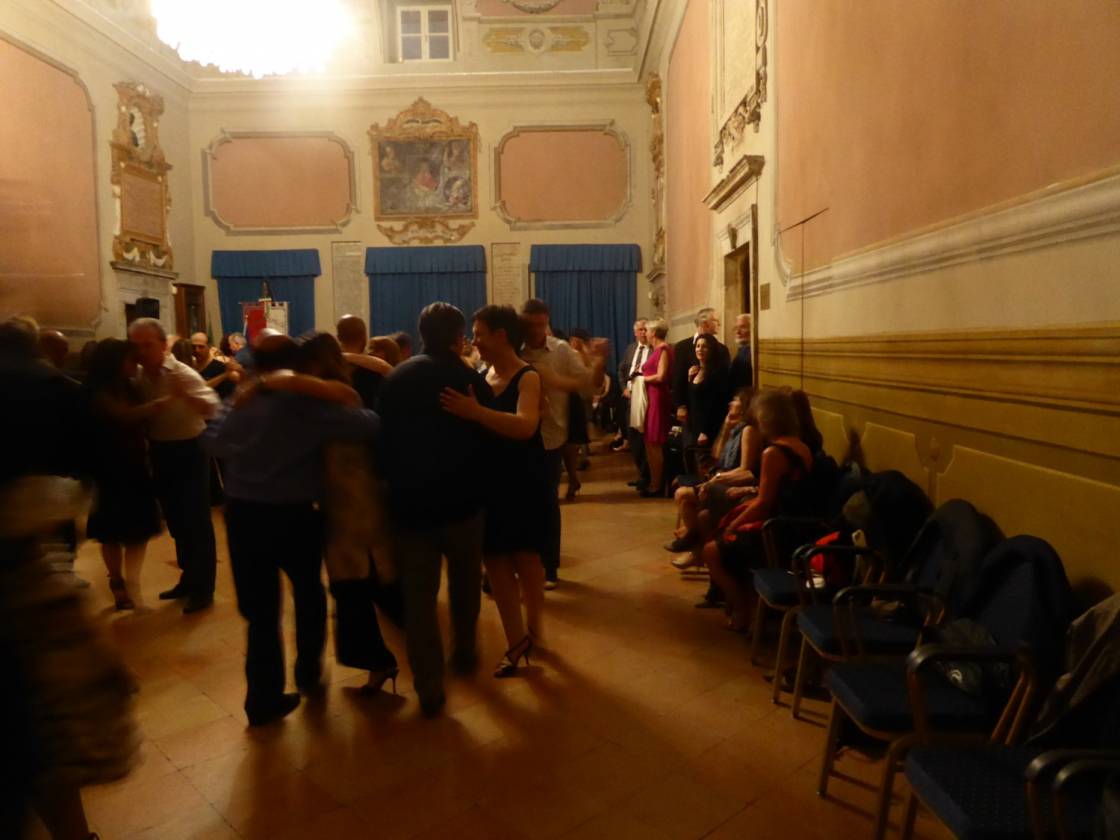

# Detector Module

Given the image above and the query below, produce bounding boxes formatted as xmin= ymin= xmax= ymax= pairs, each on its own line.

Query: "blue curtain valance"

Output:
xmin=365 ymin=245 xmax=485 ymax=275
xmin=529 ymin=244 xmax=641 ymax=273
xmin=211 ymin=249 xmax=321 ymax=278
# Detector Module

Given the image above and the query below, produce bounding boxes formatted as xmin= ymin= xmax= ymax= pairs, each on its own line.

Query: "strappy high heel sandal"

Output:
xmin=360 ymin=665 xmax=399 ymax=695
xmin=109 ymin=577 xmax=134 ymax=611
xmin=493 ymin=636 xmax=533 ymax=678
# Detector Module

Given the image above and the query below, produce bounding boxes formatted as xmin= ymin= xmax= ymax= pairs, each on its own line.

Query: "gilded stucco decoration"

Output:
xmin=110 ymin=81 xmax=173 ymax=269
xmin=713 ymin=0 xmax=768 ymax=168
xmin=501 ymin=0 xmax=563 ymax=11
xmin=368 ymin=98 xmax=479 ymax=245
xmin=483 ymin=26 xmax=591 ymax=53
xmin=376 ymin=218 xmax=475 ymax=245
xmin=646 ymin=74 xmax=666 ymax=279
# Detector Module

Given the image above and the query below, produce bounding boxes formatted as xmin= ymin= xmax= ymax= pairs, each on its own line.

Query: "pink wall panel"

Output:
xmin=666 ymin=0 xmax=712 ymax=315
xmin=0 ymin=39 xmax=100 ymax=329
xmin=208 ymin=135 xmax=352 ymax=230
xmin=498 ymin=129 xmax=628 ymax=223
xmin=776 ymin=0 xmax=1120 ymax=271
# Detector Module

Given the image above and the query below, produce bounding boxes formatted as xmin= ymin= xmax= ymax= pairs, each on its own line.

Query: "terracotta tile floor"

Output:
xmin=39 ymin=448 xmax=953 ymax=839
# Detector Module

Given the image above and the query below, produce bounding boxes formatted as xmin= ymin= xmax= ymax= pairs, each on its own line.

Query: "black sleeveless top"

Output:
xmin=482 ymin=365 xmax=548 ymax=555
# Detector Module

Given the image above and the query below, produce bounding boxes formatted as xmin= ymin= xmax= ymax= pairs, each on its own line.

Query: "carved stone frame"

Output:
xmin=492 ymin=122 xmax=632 ymax=230
xmin=202 ymin=130 xmax=358 ymax=235
xmin=713 ymin=0 xmax=768 ymax=168
xmin=111 ymin=81 xmax=173 ymax=270
xmin=368 ymin=98 xmax=479 ymax=245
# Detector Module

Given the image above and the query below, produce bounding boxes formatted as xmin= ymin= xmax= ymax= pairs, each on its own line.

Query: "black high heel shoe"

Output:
xmin=565 ymin=479 xmax=582 ymax=501
xmin=493 ymin=636 xmax=533 ymax=678
xmin=360 ymin=665 xmax=399 ymax=695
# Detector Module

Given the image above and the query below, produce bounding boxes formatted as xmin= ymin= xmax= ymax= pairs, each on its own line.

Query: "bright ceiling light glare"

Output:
xmin=150 ymin=0 xmax=355 ymax=78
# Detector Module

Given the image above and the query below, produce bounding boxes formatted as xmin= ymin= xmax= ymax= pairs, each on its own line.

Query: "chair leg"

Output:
xmin=749 ymin=599 xmax=767 ymax=665
xmin=900 ymin=790 xmax=919 ymax=840
xmin=817 ymin=699 xmax=844 ymax=797
xmin=770 ymin=608 xmax=796 ymax=704
xmin=791 ymin=637 xmax=812 ymax=720
xmin=873 ymin=736 xmax=910 ymax=840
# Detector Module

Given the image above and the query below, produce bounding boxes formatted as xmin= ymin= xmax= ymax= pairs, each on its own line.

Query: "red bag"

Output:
xmin=809 ymin=531 xmax=852 ymax=588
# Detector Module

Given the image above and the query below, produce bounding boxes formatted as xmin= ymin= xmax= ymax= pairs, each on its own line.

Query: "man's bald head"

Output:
xmin=253 ymin=334 xmax=299 ymax=372
xmin=190 ymin=332 xmax=211 ymax=367
xmin=336 ymin=315 xmax=368 ymax=353
xmin=252 ymin=328 xmax=280 ymax=348
xmin=38 ymin=329 xmax=69 ymax=368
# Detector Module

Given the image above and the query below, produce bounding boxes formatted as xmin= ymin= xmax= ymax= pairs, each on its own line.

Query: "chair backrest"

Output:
xmin=966 ymin=535 xmax=1078 ymax=690
xmin=904 ymin=499 xmax=1003 ymax=613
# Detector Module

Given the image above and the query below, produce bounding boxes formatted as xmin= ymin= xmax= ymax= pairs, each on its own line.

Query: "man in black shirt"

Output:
xmin=377 ymin=303 xmax=492 ymax=716
xmin=191 ymin=333 xmax=238 ymax=400
xmin=337 ymin=315 xmax=385 ymax=409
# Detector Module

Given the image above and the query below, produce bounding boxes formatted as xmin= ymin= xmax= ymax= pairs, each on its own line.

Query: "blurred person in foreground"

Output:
xmin=0 ymin=317 xmax=137 ymax=840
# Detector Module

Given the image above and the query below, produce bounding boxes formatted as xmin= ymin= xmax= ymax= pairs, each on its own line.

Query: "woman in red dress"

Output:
xmin=641 ymin=318 xmax=673 ymax=496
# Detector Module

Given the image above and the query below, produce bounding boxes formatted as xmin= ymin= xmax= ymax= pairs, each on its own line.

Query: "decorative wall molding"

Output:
xmin=501 ymin=0 xmax=563 ymax=12
xmin=605 ymin=27 xmax=639 ymax=56
xmin=713 ymin=0 xmax=767 ymax=168
xmin=483 ymin=25 xmax=591 ymax=53
xmin=646 ymin=73 xmax=666 ymax=278
xmin=758 ymin=324 xmax=1120 ymax=461
xmin=201 ymin=130 xmax=358 ymax=235
xmin=110 ymin=81 xmax=173 ymax=270
xmin=492 ymin=122 xmax=632 ymax=229
xmin=704 ymin=154 xmax=764 ymax=213
xmin=782 ymin=170 xmax=1120 ymax=300
xmin=376 ymin=218 xmax=475 ymax=245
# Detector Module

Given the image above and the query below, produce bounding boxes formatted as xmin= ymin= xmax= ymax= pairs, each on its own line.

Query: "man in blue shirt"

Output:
xmin=377 ymin=303 xmax=492 ymax=717
xmin=204 ymin=335 xmax=379 ymax=726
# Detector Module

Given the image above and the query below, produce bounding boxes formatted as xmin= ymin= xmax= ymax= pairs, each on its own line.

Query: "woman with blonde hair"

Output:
xmin=639 ymin=318 xmax=673 ymax=497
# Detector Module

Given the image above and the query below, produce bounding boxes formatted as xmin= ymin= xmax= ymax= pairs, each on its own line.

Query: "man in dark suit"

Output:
xmin=671 ymin=307 xmax=730 ymax=425
xmin=612 ymin=319 xmax=651 ymax=487
xmin=728 ymin=313 xmax=753 ymax=394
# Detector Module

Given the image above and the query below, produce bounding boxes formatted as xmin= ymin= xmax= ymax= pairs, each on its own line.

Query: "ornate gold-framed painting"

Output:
xmin=369 ymin=98 xmax=479 ymax=222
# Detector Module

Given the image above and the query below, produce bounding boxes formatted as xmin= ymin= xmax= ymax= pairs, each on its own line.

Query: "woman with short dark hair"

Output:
xmin=441 ymin=304 xmax=548 ymax=677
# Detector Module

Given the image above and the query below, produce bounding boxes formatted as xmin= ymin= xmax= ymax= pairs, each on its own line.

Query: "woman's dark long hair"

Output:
xmin=790 ymin=389 xmax=824 ymax=455
xmin=298 ymin=332 xmax=350 ymax=383
xmin=84 ymin=339 xmax=133 ymax=399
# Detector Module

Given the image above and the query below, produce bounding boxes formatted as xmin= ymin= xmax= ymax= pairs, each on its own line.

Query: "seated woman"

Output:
xmin=665 ymin=388 xmax=758 ymax=556
xmin=699 ymin=389 xmax=814 ymax=631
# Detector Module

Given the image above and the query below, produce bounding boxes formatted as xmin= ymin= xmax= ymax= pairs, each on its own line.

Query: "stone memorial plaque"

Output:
xmin=120 ymin=165 xmax=165 ymax=244
xmin=332 ymin=241 xmax=368 ymax=325
xmin=490 ymin=242 xmax=525 ymax=307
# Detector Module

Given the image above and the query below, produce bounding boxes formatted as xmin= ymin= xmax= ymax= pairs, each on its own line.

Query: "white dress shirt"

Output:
xmin=137 ymin=355 xmax=219 ymax=441
xmin=628 ymin=343 xmax=649 ymax=379
xmin=521 ymin=336 xmax=594 ymax=451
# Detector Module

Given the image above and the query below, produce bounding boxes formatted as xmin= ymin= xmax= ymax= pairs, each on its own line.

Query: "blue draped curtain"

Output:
xmin=212 ymin=249 xmax=320 ymax=338
xmin=365 ymin=246 xmax=487 ymax=348
xmin=530 ymin=244 xmax=640 ymax=373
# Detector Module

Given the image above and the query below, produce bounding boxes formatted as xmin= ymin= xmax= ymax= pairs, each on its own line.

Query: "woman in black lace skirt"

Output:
xmin=441 ymin=305 xmax=547 ymax=677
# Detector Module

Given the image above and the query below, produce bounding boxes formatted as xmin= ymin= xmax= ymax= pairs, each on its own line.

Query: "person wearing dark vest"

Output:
xmin=377 ymin=303 xmax=493 ymax=717
xmin=336 ymin=314 xmax=392 ymax=409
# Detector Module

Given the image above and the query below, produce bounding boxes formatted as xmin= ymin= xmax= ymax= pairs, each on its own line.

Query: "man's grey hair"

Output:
xmin=633 ymin=318 xmax=648 ymax=329
xmin=695 ymin=307 xmax=717 ymax=327
xmin=128 ymin=317 xmax=166 ymax=342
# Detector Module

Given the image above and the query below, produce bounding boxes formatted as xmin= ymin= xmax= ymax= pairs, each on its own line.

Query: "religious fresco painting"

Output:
xmin=376 ymin=137 xmax=474 ymax=217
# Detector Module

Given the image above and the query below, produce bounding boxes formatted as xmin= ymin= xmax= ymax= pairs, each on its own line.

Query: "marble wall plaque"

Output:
xmin=120 ymin=165 xmax=165 ymax=244
xmin=490 ymin=242 xmax=526 ymax=307
xmin=331 ymin=241 xmax=369 ymax=326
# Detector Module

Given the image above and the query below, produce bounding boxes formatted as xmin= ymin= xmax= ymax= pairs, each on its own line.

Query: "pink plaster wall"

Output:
xmin=209 ymin=136 xmax=351 ymax=229
xmin=776 ymin=0 xmax=1120 ymax=271
xmin=476 ymin=0 xmax=598 ymax=17
xmin=498 ymin=129 xmax=628 ymax=223
xmin=666 ymin=0 xmax=712 ymax=314
xmin=0 ymin=39 xmax=100 ymax=328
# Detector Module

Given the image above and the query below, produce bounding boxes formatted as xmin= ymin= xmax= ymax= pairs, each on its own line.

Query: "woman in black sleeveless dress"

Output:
xmin=441 ymin=305 xmax=548 ymax=677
